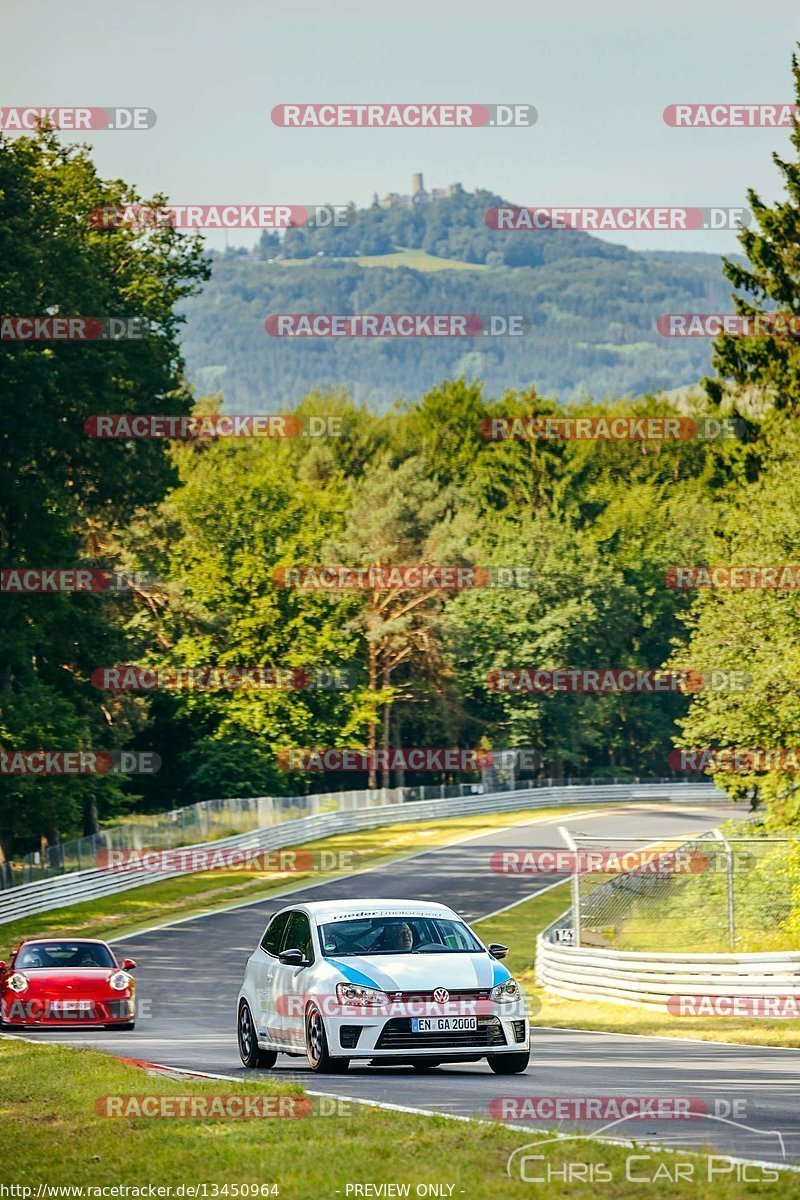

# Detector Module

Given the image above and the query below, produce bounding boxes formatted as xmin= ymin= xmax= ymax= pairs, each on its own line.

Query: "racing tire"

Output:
xmin=238 ymin=1001 xmax=278 ymax=1069
xmin=412 ymin=1061 xmax=441 ymax=1071
xmin=108 ymin=1021 xmax=136 ymax=1030
xmin=305 ymin=1004 xmax=350 ymax=1073
xmin=488 ymin=1050 xmax=530 ymax=1075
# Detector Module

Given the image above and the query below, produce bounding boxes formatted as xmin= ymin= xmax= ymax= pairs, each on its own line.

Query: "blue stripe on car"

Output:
xmin=326 ymin=958 xmax=384 ymax=989
xmin=491 ymin=961 xmax=512 ymax=985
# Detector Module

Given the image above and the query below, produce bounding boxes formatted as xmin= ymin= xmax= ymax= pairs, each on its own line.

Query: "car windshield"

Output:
xmin=15 ymin=942 xmax=116 ymax=969
xmin=319 ymin=916 xmax=483 ymax=956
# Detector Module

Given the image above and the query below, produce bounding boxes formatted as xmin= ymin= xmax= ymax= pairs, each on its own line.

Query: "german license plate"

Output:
xmin=49 ymin=1000 xmax=92 ymax=1015
xmin=411 ymin=1016 xmax=477 ymax=1032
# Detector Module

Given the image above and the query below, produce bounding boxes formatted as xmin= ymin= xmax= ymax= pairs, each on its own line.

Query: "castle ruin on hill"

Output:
xmin=374 ymin=173 xmax=465 ymax=209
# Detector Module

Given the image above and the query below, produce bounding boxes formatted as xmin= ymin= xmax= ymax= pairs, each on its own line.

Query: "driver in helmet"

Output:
xmin=18 ymin=947 xmax=44 ymax=968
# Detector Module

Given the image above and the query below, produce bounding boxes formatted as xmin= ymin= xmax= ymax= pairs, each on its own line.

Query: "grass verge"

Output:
xmin=0 ymin=1039 xmax=793 ymax=1195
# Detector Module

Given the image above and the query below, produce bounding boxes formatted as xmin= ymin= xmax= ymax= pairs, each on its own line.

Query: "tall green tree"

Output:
xmin=705 ymin=49 xmax=800 ymax=416
xmin=670 ymin=414 xmax=800 ymax=825
xmin=121 ymin=429 xmax=362 ymax=802
xmin=0 ymin=130 xmax=208 ymax=860
xmin=328 ymin=456 xmax=467 ymax=786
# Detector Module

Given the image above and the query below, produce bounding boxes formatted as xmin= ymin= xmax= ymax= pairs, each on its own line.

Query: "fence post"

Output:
xmin=558 ymin=825 xmax=581 ymax=948
xmin=710 ymin=829 xmax=735 ymax=951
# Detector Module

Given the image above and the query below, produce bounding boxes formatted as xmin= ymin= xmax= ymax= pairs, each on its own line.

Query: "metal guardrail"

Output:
xmin=0 ymin=781 xmax=723 ymax=925
xmin=13 ymin=787 xmax=406 ymax=885
xmin=536 ymin=930 xmax=800 ymax=1009
xmin=7 ymin=774 xmax=711 ymax=888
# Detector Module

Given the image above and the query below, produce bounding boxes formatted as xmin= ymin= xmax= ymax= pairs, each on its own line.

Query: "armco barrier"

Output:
xmin=0 ymin=781 xmax=723 ymax=925
xmin=535 ymin=900 xmax=800 ymax=1011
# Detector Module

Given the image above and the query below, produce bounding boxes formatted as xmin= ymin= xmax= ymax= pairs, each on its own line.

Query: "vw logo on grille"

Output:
xmin=433 ymin=987 xmax=449 ymax=1003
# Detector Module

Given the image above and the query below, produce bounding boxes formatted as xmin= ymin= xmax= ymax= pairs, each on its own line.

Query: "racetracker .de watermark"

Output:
xmin=489 ymin=1096 xmax=744 ymax=1120
xmin=272 ymin=991 xmax=527 ymax=1019
xmin=485 ymin=206 xmax=750 ymax=231
xmin=95 ymin=847 xmax=366 ymax=874
xmin=265 ymin=314 xmax=527 ymax=337
xmin=1 ymin=317 xmax=151 ymax=340
xmin=487 ymin=668 xmax=751 ymax=693
xmin=276 ymin=748 xmax=493 ymax=772
xmin=669 ymin=748 xmax=800 ymax=772
xmin=271 ymin=103 xmax=537 ymax=127
xmin=658 ymin=313 xmax=800 ymax=337
xmin=272 ymin=565 xmax=533 ymax=590
xmin=0 ymin=750 xmax=160 ymax=775
xmin=480 ymin=416 xmax=740 ymax=441
xmin=489 ymin=849 xmax=709 ymax=875
xmin=668 ymin=994 xmax=800 ymax=1018
xmin=90 ymin=204 xmax=351 ymax=229
xmin=1 ymin=569 xmax=152 ymax=593
xmin=0 ymin=107 xmax=156 ymax=130
xmin=663 ymin=103 xmax=799 ymax=127
xmin=90 ymin=666 xmax=352 ymax=691
xmin=95 ymin=1095 xmax=352 ymax=1118
xmin=2 ymin=998 xmax=136 ymax=1022
xmin=665 ymin=565 xmax=800 ymax=589
xmin=84 ymin=414 xmax=342 ymax=438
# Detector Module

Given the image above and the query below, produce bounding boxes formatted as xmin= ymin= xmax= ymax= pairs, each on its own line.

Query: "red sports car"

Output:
xmin=0 ymin=938 xmax=137 ymax=1028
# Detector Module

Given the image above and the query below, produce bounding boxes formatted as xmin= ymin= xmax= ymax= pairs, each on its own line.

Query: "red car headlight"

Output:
xmin=7 ymin=973 xmax=28 ymax=993
xmin=108 ymin=971 xmax=132 ymax=992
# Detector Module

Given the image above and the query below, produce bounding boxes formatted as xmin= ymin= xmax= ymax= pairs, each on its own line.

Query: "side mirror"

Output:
xmin=278 ymin=948 xmax=309 ymax=967
xmin=488 ymin=943 xmax=508 ymax=960
xmin=121 ymin=958 xmax=137 ymax=971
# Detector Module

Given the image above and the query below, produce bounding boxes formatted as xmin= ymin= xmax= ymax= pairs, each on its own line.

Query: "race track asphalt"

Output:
xmin=9 ymin=800 xmax=800 ymax=1170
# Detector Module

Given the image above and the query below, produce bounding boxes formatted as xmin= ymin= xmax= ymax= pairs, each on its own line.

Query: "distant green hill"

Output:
xmin=180 ymin=190 xmax=733 ymax=408
xmin=270 ymin=188 xmax=635 ymax=268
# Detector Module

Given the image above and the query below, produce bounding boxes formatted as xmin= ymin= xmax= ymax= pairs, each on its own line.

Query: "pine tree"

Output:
xmin=706 ymin=49 xmax=800 ymax=413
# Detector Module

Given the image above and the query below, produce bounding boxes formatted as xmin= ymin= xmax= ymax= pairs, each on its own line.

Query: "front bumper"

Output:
xmin=1 ymin=997 xmax=135 ymax=1026
xmin=326 ymin=1011 xmax=529 ymax=1057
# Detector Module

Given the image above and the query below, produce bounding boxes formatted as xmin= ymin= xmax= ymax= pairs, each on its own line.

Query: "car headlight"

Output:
xmin=6 ymin=973 xmax=28 ymax=994
xmin=108 ymin=971 xmax=132 ymax=992
xmin=490 ymin=980 xmax=521 ymax=1003
xmin=336 ymin=983 xmax=389 ymax=1007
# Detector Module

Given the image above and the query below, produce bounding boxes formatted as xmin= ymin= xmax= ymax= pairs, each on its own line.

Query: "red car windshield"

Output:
xmin=15 ymin=942 xmax=116 ymax=969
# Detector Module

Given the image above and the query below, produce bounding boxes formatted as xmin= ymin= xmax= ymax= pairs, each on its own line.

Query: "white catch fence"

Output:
xmin=536 ymin=818 xmax=800 ymax=1009
xmin=0 ymin=781 xmax=722 ymax=925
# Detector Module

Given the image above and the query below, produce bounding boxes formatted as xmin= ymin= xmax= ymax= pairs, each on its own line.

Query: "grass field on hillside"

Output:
xmin=278 ymin=247 xmax=488 ymax=271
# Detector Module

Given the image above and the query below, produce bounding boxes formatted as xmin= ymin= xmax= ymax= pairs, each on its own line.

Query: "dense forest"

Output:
xmin=2 ymin=48 xmax=800 ymax=865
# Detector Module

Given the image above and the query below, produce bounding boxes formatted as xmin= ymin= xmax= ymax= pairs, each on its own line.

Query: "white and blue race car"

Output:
xmin=237 ymin=898 xmax=530 ymax=1074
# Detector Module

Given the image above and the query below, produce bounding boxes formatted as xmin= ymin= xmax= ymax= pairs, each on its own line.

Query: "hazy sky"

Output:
xmin=4 ymin=0 xmax=800 ymax=253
